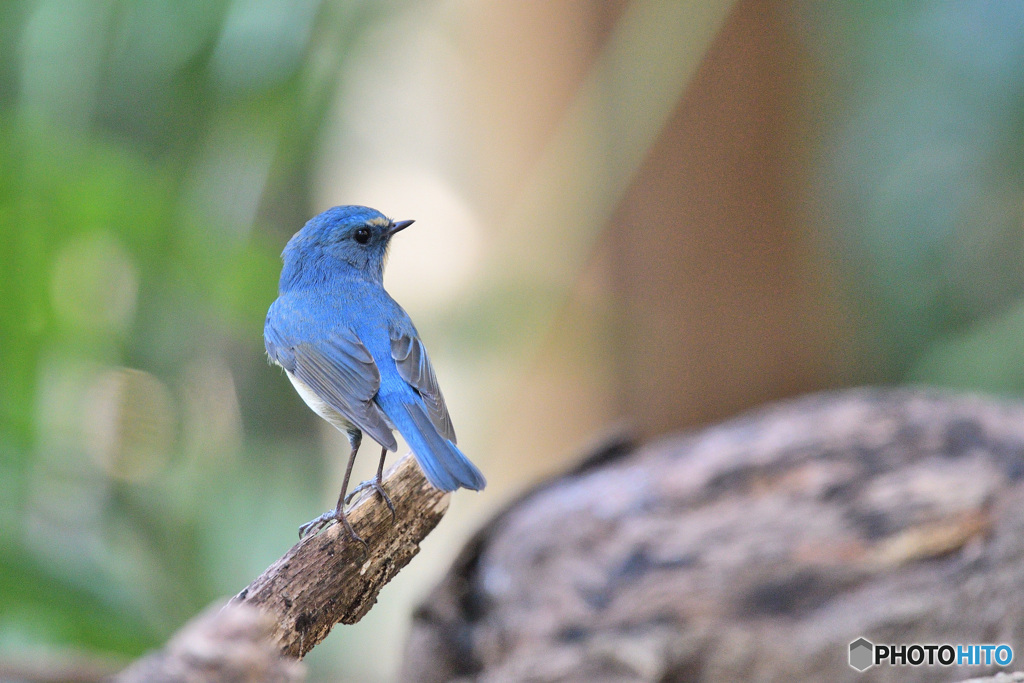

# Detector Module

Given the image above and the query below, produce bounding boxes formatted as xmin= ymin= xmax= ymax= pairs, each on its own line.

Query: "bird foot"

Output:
xmin=344 ymin=477 xmax=397 ymax=522
xmin=298 ymin=508 xmax=369 ymax=555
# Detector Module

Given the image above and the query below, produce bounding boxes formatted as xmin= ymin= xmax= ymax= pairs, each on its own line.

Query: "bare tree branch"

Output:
xmin=117 ymin=452 xmax=449 ymax=680
xmin=232 ymin=452 xmax=450 ymax=658
xmin=114 ymin=603 xmax=303 ymax=683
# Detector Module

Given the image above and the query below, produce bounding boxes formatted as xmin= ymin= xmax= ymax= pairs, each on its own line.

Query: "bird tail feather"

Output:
xmin=396 ymin=402 xmax=486 ymax=492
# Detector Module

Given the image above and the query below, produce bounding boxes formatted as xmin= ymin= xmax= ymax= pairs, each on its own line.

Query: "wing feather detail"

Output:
xmin=267 ymin=321 xmax=397 ymax=450
xmin=391 ymin=332 xmax=456 ymax=442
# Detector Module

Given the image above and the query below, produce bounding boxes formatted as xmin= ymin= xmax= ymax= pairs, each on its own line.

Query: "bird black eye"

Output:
xmin=353 ymin=227 xmax=371 ymax=244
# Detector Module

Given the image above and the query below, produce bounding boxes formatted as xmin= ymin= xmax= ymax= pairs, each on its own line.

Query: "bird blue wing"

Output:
xmin=266 ymin=319 xmax=397 ymax=451
xmin=390 ymin=332 xmax=456 ymax=443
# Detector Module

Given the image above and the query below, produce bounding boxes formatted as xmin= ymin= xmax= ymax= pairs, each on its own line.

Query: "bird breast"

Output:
xmin=285 ymin=370 xmax=357 ymax=434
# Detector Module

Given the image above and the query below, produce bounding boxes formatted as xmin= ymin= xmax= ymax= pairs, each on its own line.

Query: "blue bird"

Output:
xmin=264 ymin=205 xmax=486 ymax=543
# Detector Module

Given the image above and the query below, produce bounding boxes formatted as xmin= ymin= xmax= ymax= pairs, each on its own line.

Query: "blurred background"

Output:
xmin=3 ymin=0 xmax=1024 ymax=680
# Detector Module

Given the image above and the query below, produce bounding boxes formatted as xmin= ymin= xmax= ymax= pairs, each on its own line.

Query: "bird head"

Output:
xmin=280 ymin=205 xmax=414 ymax=288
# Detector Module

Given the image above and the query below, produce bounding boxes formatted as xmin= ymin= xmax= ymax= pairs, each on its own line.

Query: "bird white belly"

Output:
xmin=285 ymin=370 xmax=355 ymax=433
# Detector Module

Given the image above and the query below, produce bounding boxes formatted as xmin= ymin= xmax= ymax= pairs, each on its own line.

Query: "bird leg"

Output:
xmin=298 ymin=432 xmax=369 ymax=554
xmin=344 ymin=446 xmax=396 ymax=522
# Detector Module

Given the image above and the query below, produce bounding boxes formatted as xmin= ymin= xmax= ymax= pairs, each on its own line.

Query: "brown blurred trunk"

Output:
xmin=609 ymin=0 xmax=848 ymax=437
xmin=489 ymin=0 xmax=851 ymax=486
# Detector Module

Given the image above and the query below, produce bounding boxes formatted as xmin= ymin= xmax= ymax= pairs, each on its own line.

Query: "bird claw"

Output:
xmin=298 ymin=510 xmax=369 ymax=555
xmin=297 ymin=512 xmax=333 ymax=539
xmin=344 ymin=478 xmax=397 ymax=523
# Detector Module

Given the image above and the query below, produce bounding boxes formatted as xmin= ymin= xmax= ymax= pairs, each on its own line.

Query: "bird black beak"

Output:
xmin=389 ymin=219 xmax=415 ymax=236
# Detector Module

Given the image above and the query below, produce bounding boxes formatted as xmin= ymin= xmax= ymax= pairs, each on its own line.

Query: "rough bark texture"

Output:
xmin=114 ymin=603 xmax=304 ymax=683
xmin=964 ymin=674 xmax=1024 ymax=683
xmin=118 ymin=452 xmax=447 ymax=681
xmin=232 ymin=452 xmax=449 ymax=658
xmin=402 ymin=388 xmax=1024 ymax=682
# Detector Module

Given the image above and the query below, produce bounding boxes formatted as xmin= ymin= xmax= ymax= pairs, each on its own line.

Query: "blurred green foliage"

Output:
xmin=0 ymin=0 xmax=387 ymax=663
xmin=807 ymin=2 xmax=1024 ymax=384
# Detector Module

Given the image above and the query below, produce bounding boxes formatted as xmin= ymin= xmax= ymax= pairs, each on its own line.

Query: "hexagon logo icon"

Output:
xmin=849 ymin=637 xmax=874 ymax=671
